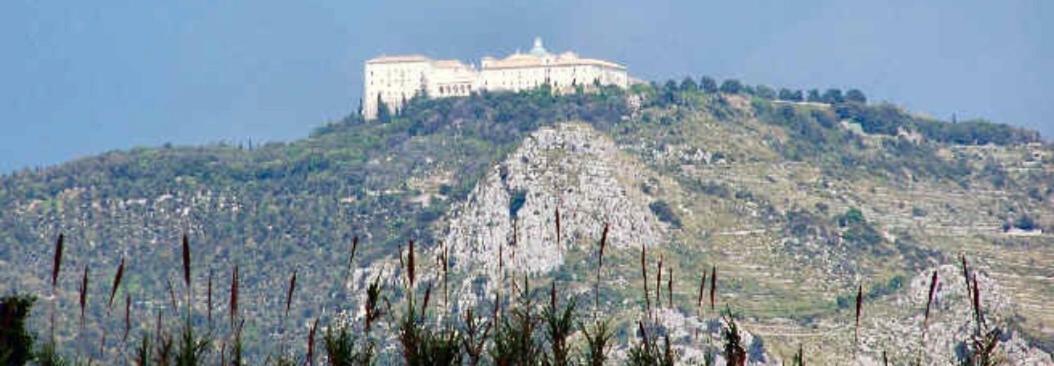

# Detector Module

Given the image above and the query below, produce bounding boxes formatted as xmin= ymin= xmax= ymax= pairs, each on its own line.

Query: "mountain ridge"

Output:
xmin=2 ymin=83 xmax=1052 ymax=364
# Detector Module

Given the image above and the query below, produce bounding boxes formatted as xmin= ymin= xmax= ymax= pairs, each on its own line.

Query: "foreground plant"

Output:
xmin=580 ymin=318 xmax=614 ymax=366
xmin=542 ymin=283 xmax=576 ymax=366
xmin=323 ymin=323 xmax=375 ymax=366
xmin=491 ymin=276 xmax=541 ymax=365
xmin=722 ymin=307 xmax=746 ymax=366
xmin=627 ymin=320 xmax=674 ymax=366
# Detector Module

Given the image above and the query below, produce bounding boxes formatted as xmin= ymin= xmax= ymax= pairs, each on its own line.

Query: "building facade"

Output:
xmin=362 ymin=38 xmax=629 ymax=119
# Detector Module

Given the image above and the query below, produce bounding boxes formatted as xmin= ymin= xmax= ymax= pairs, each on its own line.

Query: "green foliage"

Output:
xmin=627 ymin=321 xmax=675 ymax=366
xmin=491 ymin=277 xmax=541 ymax=366
xmin=376 ymin=94 xmax=392 ymax=123
xmin=835 ymin=103 xmax=1039 ymax=145
xmin=580 ymin=319 xmax=614 ymax=366
xmin=459 ymin=309 xmax=491 ymax=366
xmin=838 ymin=208 xmax=866 ymax=227
xmin=719 ymin=79 xmax=743 ymax=94
xmin=846 ymin=89 xmax=867 ymax=104
xmin=541 ymin=284 xmax=576 ymax=366
xmin=323 ymin=324 xmax=375 ymax=366
xmin=958 ymin=329 xmax=1005 ymax=366
xmin=722 ymin=308 xmax=746 ymax=366
xmin=837 ymin=208 xmax=885 ymax=250
xmin=700 ymin=77 xmax=718 ymax=93
xmin=175 ymin=318 xmax=210 ymax=366
xmin=35 ymin=341 xmax=69 ymax=366
xmin=822 ymin=89 xmax=844 ymax=104
xmin=806 ymin=89 xmax=821 ymax=102
xmin=1012 ymin=214 xmax=1038 ymax=231
xmin=754 ymin=85 xmax=776 ymax=100
xmin=649 ymin=200 xmax=682 ymax=228
xmin=0 ymin=294 xmax=35 ymax=366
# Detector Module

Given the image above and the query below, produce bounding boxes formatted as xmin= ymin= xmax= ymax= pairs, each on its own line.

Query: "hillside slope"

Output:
xmin=2 ymin=84 xmax=1052 ymax=363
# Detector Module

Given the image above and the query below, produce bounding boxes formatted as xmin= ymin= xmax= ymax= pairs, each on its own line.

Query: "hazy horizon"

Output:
xmin=2 ymin=0 xmax=1050 ymax=173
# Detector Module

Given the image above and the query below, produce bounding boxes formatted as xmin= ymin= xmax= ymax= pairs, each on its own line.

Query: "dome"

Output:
xmin=529 ymin=37 xmax=548 ymax=56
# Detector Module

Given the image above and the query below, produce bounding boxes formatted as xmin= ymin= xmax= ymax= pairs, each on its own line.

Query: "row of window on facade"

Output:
xmin=438 ymin=84 xmax=470 ymax=95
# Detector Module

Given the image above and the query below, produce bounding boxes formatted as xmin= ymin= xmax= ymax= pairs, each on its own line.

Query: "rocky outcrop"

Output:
xmin=859 ymin=264 xmax=1051 ymax=365
xmin=441 ymin=122 xmax=667 ymax=278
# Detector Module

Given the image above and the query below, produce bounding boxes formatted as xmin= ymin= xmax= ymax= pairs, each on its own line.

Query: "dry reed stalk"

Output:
xmin=52 ymin=234 xmax=64 ymax=288
xmin=230 ymin=265 xmax=239 ymax=327
xmin=923 ymin=270 xmax=938 ymax=329
xmin=972 ymin=274 xmax=984 ymax=329
xmin=349 ymin=235 xmax=359 ymax=267
xmin=342 ymin=236 xmax=359 ymax=288
xmin=442 ymin=241 xmax=449 ymax=308
xmin=555 ymin=206 xmax=562 ymax=245
xmin=656 ymin=255 xmax=663 ymax=308
xmin=181 ymin=234 xmax=191 ymax=292
xmin=285 ymin=270 xmax=297 ymax=318
xmin=710 ymin=265 xmax=717 ymax=311
xmin=124 ymin=293 xmax=131 ymax=342
xmin=306 ymin=317 xmax=319 ymax=366
xmin=919 ymin=270 xmax=939 ymax=363
xmin=492 ymin=291 xmax=501 ymax=322
xmin=397 ymin=244 xmax=405 ymax=276
xmin=49 ymin=233 xmax=64 ymax=342
xmin=407 ymin=240 xmax=415 ymax=289
xmin=596 ymin=223 xmax=609 ymax=310
xmin=598 ymin=223 xmax=609 ymax=270
xmin=421 ymin=281 xmax=433 ymax=314
xmin=155 ymin=308 xmax=163 ymax=343
xmin=641 ymin=243 xmax=650 ymax=313
xmin=108 ymin=257 xmax=125 ymax=310
xmin=855 ymin=284 xmax=863 ymax=349
xmin=960 ymin=254 xmax=971 ymax=298
xmin=498 ymin=239 xmax=504 ymax=275
xmin=207 ymin=269 xmax=213 ymax=326
xmin=697 ymin=272 xmax=707 ymax=311
xmin=667 ymin=267 xmax=673 ymax=309
xmin=79 ymin=265 xmax=89 ymax=328
xmin=166 ymin=278 xmax=179 ymax=313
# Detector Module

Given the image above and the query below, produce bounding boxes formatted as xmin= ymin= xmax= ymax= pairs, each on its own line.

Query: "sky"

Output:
xmin=1 ymin=1 xmax=1051 ymax=173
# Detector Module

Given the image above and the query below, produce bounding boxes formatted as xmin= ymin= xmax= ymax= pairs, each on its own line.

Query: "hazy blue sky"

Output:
xmin=2 ymin=1 xmax=1050 ymax=173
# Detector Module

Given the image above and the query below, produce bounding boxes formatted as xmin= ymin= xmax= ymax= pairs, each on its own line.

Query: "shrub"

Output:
xmin=0 ymin=294 xmax=35 ymax=366
xmin=649 ymin=200 xmax=682 ymax=228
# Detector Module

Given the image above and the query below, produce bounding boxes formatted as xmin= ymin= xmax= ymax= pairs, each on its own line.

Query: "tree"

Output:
xmin=679 ymin=77 xmax=698 ymax=92
xmin=376 ymin=94 xmax=392 ymax=123
xmin=845 ymin=89 xmax=867 ymax=104
xmin=791 ymin=90 xmax=804 ymax=102
xmin=821 ymin=88 xmax=844 ymax=104
xmin=661 ymin=80 xmax=678 ymax=104
xmin=700 ymin=76 xmax=718 ymax=93
xmin=755 ymin=85 xmax=776 ymax=100
xmin=778 ymin=88 xmax=795 ymax=101
xmin=719 ymin=79 xmax=743 ymax=94
xmin=807 ymin=89 xmax=822 ymax=103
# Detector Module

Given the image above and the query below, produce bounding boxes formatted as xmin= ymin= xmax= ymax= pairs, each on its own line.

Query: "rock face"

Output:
xmin=442 ymin=122 xmax=666 ymax=278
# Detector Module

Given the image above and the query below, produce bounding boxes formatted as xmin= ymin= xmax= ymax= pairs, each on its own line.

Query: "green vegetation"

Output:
xmin=0 ymin=295 xmax=35 ymax=365
xmin=1 ymin=76 xmax=1050 ymax=364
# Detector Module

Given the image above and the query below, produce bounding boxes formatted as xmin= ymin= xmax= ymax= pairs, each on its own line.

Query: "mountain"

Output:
xmin=1 ymin=83 xmax=1052 ymax=364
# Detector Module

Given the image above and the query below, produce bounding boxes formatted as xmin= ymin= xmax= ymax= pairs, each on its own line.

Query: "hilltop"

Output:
xmin=1 ymin=81 xmax=1052 ymax=364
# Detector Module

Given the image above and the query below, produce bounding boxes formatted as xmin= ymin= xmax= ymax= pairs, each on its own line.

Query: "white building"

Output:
xmin=362 ymin=38 xmax=629 ymax=119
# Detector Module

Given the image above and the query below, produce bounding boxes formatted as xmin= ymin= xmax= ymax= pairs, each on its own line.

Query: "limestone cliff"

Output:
xmin=442 ymin=122 xmax=666 ymax=279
